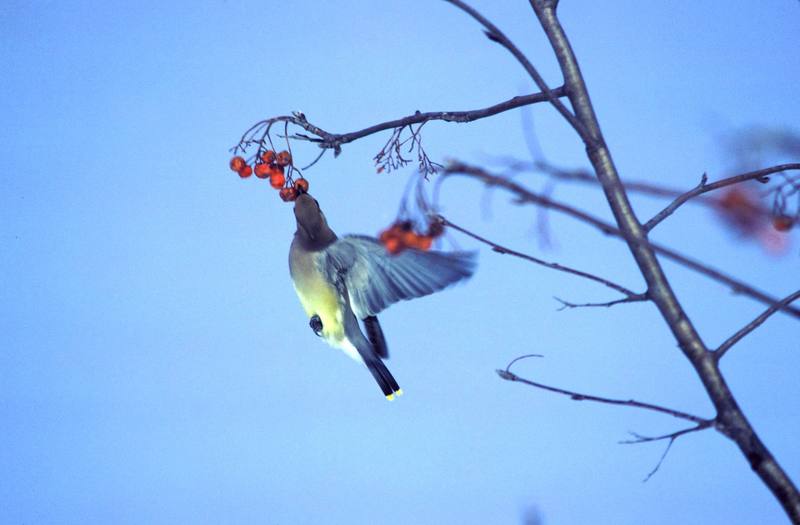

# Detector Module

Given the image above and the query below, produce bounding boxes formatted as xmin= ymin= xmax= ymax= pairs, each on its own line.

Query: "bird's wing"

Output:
xmin=323 ymin=235 xmax=477 ymax=318
xmin=325 ymin=254 xmax=401 ymax=399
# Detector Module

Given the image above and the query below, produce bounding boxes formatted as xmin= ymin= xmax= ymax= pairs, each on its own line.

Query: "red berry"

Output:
xmin=294 ymin=178 xmax=309 ymax=194
xmin=773 ymin=215 xmax=794 ymax=232
xmin=279 ymin=187 xmax=298 ymax=202
xmin=238 ymin=165 xmax=252 ymax=178
xmin=401 ymin=230 xmax=419 ymax=249
xmin=416 ymin=235 xmax=433 ymax=251
xmin=261 ymin=150 xmax=276 ymax=164
xmin=384 ymin=237 xmax=403 ymax=255
xmin=270 ymin=171 xmax=286 ymax=189
xmin=254 ymin=163 xmax=270 ymax=179
xmin=230 ymin=156 xmax=246 ymax=172
xmin=276 ymin=150 xmax=292 ymax=167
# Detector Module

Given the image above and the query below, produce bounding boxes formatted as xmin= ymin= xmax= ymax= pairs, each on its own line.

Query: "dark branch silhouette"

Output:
xmin=443 ymin=161 xmax=800 ymax=319
xmin=620 ymin=421 xmax=715 ymax=482
xmin=497 ymin=355 xmax=710 ymax=425
xmin=232 ymin=0 xmax=800 ymax=520
xmin=233 ymin=88 xmax=566 ymax=157
xmin=715 ymin=289 xmax=800 ymax=360
xmin=645 ymin=164 xmax=800 ymax=231
xmin=440 ymin=217 xmax=642 ymax=299
xmin=554 ymin=295 xmax=648 ymax=310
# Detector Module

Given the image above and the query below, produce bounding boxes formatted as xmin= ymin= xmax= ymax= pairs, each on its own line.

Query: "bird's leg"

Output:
xmin=309 ymin=314 xmax=323 ymax=337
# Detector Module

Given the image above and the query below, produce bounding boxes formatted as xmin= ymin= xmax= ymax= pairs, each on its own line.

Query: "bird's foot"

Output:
xmin=309 ymin=315 xmax=323 ymax=337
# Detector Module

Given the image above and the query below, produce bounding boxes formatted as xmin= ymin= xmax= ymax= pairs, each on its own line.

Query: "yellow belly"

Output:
xmin=293 ymin=276 xmax=345 ymax=343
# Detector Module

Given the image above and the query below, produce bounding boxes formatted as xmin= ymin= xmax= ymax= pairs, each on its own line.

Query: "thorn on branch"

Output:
xmin=483 ymin=30 xmax=502 ymax=44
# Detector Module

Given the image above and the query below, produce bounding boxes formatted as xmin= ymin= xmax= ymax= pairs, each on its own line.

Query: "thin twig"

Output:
xmin=621 ymin=422 xmax=713 ymax=482
xmin=527 ymin=1 xmax=800 ymax=518
xmin=233 ymin=89 xmax=567 ymax=155
xmin=554 ymin=295 xmax=648 ymax=310
xmin=715 ymin=289 xmax=800 ymax=360
xmin=497 ymin=355 xmax=709 ymax=424
xmin=621 ymin=422 xmax=715 ymax=482
xmin=645 ymin=164 xmax=800 ymax=231
xmin=440 ymin=217 xmax=641 ymax=298
xmin=621 ymin=422 xmax=714 ymax=445
xmin=443 ymin=0 xmax=594 ymax=144
xmin=444 ymin=162 xmax=800 ymax=320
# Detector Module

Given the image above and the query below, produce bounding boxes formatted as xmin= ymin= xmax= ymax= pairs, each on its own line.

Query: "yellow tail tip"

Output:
xmin=385 ymin=393 xmax=395 ymax=401
xmin=395 ymin=389 xmax=404 ymax=397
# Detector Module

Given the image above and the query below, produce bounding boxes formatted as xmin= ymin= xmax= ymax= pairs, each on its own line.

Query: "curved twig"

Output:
xmin=645 ymin=164 xmax=800 ymax=231
xmin=497 ymin=355 xmax=710 ymax=424
xmin=443 ymin=162 xmax=800 ymax=319
xmin=620 ymin=421 xmax=714 ymax=482
xmin=440 ymin=217 xmax=642 ymax=298
xmin=715 ymin=289 xmax=800 ymax=360
xmin=442 ymin=0 xmax=593 ymax=144
xmin=232 ymin=88 xmax=567 ymax=155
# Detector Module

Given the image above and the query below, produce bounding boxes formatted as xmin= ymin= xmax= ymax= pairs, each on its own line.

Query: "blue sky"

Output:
xmin=2 ymin=1 xmax=799 ymax=524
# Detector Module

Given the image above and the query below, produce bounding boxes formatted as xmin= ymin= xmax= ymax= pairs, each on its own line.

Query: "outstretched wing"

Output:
xmin=324 ymin=235 xmax=477 ymax=318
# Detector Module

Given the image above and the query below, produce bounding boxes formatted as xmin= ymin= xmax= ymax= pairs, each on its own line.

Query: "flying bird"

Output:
xmin=288 ymin=193 xmax=476 ymax=400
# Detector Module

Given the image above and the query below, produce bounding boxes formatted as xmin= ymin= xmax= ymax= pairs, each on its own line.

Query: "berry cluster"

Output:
xmin=378 ymin=220 xmax=444 ymax=255
xmin=229 ymin=150 xmax=309 ymax=202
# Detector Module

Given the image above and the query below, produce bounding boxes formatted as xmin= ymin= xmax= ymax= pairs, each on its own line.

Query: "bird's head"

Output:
xmin=293 ymin=193 xmax=336 ymax=248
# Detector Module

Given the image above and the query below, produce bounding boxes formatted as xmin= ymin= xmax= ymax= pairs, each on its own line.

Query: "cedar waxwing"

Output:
xmin=288 ymin=193 xmax=476 ymax=400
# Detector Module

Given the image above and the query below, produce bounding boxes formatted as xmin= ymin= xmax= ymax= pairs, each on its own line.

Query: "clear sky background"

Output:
xmin=2 ymin=1 xmax=799 ymax=524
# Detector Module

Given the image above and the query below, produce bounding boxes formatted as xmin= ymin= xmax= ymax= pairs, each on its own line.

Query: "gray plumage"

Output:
xmin=288 ymin=193 xmax=476 ymax=399
xmin=323 ymin=235 xmax=476 ymax=319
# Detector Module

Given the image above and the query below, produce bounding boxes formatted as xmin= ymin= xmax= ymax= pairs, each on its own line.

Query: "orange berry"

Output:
xmin=276 ymin=150 xmax=292 ymax=167
xmin=269 ymin=171 xmax=286 ymax=189
xmin=378 ymin=230 xmax=392 ymax=243
xmin=294 ymin=177 xmax=309 ymax=194
xmin=238 ymin=165 xmax=252 ymax=178
xmin=230 ymin=156 xmax=246 ymax=172
xmin=254 ymin=163 xmax=270 ymax=179
xmin=401 ymin=230 xmax=419 ymax=248
xmin=773 ymin=215 xmax=794 ymax=232
xmin=261 ymin=150 xmax=276 ymax=164
xmin=384 ymin=237 xmax=403 ymax=255
xmin=279 ymin=187 xmax=298 ymax=202
xmin=417 ymin=235 xmax=433 ymax=251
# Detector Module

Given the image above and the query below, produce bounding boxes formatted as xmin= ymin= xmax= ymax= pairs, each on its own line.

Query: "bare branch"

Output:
xmin=645 ymin=164 xmax=800 ymax=231
xmin=496 ymin=355 xmax=710 ymax=424
xmin=621 ymin=422 xmax=714 ymax=445
xmin=528 ymin=1 xmax=800 ymax=518
xmin=620 ymin=421 xmax=714 ymax=482
xmin=715 ymin=289 xmax=800 ymax=360
xmin=444 ymin=162 xmax=800 ymax=319
xmin=554 ymin=294 xmax=648 ymax=310
xmin=440 ymin=216 xmax=642 ymax=298
xmin=233 ymin=88 xmax=567 ymax=156
xmin=442 ymin=0 xmax=594 ymax=144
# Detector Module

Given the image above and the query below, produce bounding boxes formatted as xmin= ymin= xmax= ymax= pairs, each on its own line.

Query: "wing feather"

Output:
xmin=323 ymin=235 xmax=476 ymax=318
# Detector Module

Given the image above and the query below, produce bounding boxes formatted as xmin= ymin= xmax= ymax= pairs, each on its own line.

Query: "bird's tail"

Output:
xmin=342 ymin=295 xmax=402 ymax=400
xmin=363 ymin=316 xmax=389 ymax=359
xmin=364 ymin=354 xmax=402 ymax=401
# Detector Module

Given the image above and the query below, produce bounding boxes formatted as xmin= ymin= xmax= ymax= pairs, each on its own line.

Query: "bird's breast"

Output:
xmin=290 ymin=249 xmax=344 ymax=342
